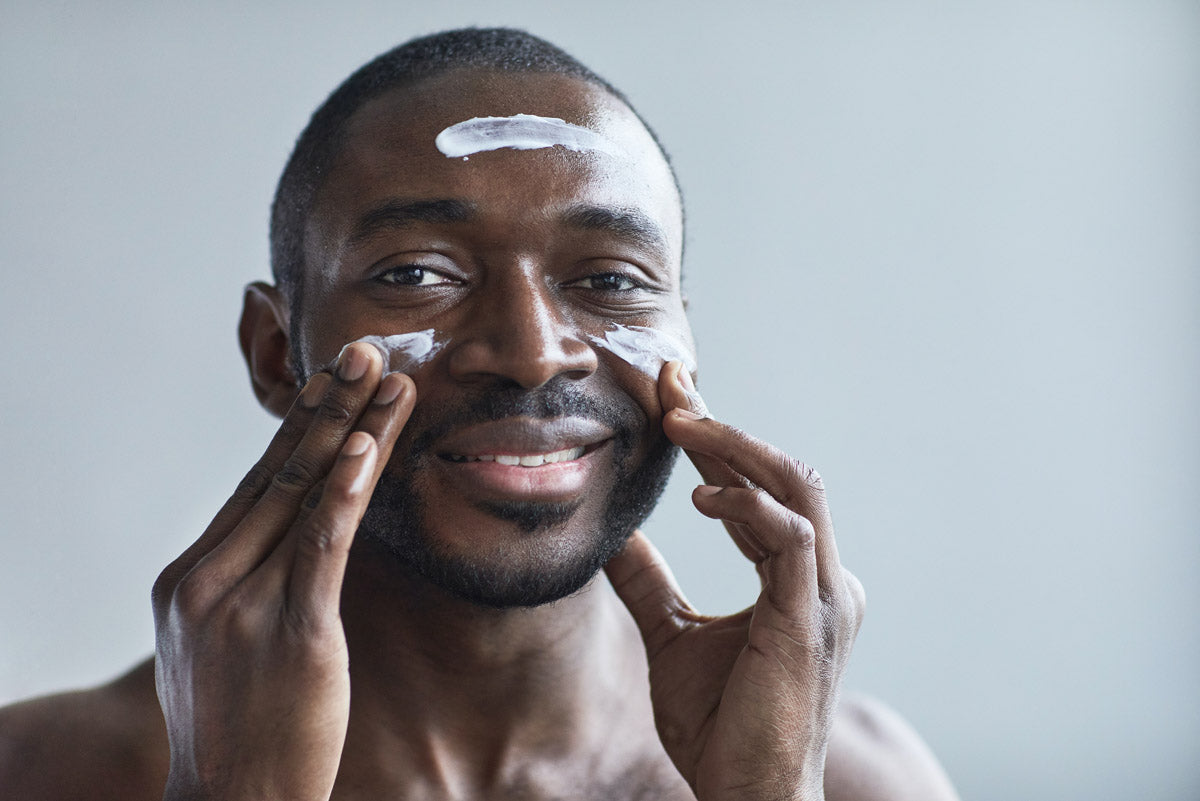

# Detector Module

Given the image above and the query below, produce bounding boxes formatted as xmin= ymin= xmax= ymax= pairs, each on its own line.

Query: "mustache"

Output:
xmin=404 ymin=377 xmax=645 ymax=459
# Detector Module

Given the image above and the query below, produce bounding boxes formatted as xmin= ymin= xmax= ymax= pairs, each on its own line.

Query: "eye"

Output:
xmin=378 ymin=264 xmax=454 ymax=287
xmin=570 ymin=273 xmax=643 ymax=292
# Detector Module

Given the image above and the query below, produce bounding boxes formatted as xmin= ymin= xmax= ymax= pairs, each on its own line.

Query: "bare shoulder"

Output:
xmin=824 ymin=693 xmax=960 ymax=801
xmin=0 ymin=658 xmax=167 ymax=801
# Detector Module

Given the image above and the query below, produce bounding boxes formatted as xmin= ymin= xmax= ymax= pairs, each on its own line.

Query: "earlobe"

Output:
xmin=238 ymin=282 xmax=298 ymax=419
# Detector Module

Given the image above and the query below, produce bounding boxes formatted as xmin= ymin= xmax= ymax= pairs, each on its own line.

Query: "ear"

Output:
xmin=238 ymin=281 xmax=299 ymax=419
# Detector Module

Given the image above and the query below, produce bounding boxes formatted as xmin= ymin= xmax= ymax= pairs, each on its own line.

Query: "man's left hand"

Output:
xmin=605 ymin=361 xmax=866 ymax=801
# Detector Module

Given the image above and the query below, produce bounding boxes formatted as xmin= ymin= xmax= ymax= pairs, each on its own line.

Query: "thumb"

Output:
xmin=604 ymin=530 xmax=693 ymax=658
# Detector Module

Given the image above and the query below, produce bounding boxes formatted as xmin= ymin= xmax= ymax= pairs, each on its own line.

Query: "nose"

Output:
xmin=446 ymin=269 xmax=598 ymax=389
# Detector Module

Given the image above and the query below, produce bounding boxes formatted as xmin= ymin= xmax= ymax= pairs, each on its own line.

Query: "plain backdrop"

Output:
xmin=2 ymin=2 xmax=1197 ymax=799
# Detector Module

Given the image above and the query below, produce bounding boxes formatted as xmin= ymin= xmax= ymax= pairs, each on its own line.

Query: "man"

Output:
xmin=0 ymin=28 xmax=958 ymax=800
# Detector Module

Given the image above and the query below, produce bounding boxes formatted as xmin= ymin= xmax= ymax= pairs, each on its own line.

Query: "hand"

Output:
xmin=605 ymin=361 xmax=866 ymax=801
xmin=150 ymin=343 xmax=415 ymax=801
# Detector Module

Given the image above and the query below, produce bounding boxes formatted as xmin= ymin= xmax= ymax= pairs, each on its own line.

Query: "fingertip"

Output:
xmin=297 ymin=372 xmax=332 ymax=409
xmin=336 ymin=340 xmax=383 ymax=383
xmin=343 ymin=430 xmax=374 ymax=457
xmin=671 ymin=407 xmax=706 ymax=422
xmin=372 ymin=370 xmax=414 ymax=406
xmin=657 ymin=359 xmax=688 ymax=409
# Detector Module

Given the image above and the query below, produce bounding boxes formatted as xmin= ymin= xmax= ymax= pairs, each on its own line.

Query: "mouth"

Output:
xmin=429 ymin=418 xmax=615 ymax=502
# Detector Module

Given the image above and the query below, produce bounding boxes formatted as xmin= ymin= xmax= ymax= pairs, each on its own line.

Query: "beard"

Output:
xmin=357 ymin=376 xmax=679 ymax=609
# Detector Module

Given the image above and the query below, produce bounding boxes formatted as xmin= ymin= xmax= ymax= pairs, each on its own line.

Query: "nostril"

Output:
xmin=445 ymin=332 xmax=598 ymax=389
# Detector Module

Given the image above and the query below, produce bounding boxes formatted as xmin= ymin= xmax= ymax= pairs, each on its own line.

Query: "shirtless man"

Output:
xmin=0 ymin=28 xmax=958 ymax=800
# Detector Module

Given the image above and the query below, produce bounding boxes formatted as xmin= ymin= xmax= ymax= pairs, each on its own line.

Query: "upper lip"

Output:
xmin=432 ymin=417 xmax=615 ymax=458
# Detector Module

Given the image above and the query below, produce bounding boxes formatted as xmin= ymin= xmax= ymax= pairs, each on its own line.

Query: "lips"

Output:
xmin=433 ymin=416 xmax=613 ymax=460
xmin=428 ymin=416 xmax=614 ymax=501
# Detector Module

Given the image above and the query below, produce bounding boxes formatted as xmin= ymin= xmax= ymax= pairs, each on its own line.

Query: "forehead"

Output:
xmin=304 ymin=70 xmax=683 ymax=275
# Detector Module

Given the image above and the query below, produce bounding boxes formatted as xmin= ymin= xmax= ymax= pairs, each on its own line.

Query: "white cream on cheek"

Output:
xmin=435 ymin=114 xmax=621 ymax=159
xmin=354 ymin=330 xmax=444 ymax=374
xmin=345 ymin=325 xmax=695 ymax=403
xmin=588 ymin=324 xmax=696 ymax=380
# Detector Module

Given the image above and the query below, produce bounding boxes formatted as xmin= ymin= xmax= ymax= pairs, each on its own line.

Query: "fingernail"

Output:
xmin=693 ymin=485 xmax=721 ymax=497
xmin=344 ymin=431 xmax=371 ymax=456
xmin=337 ymin=344 xmax=369 ymax=382
xmin=677 ymin=362 xmax=696 ymax=392
xmin=673 ymin=407 xmax=704 ymax=420
xmin=299 ymin=373 xmax=330 ymax=408
xmin=373 ymin=373 xmax=405 ymax=406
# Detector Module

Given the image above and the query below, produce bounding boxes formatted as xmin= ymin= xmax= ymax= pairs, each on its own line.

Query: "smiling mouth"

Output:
xmin=443 ymin=445 xmax=587 ymax=467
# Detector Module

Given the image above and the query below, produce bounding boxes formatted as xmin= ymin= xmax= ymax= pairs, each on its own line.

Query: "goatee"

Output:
xmin=357 ymin=377 xmax=678 ymax=608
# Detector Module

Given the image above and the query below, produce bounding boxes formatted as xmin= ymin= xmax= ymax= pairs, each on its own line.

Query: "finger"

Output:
xmin=663 ymin=409 xmax=841 ymax=593
xmin=285 ymin=431 xmax=378 ymax=623
xmin=203 ymin=344 xmax=402 ymax=580
xmin=657 ymin=361 xmax=749 ymax=492
xmin=289 ymin=371 xmax=415 ymax=532
xmin=656 ymin=361 xmax=766 ymax=564
xmin=151 ymin=372 xmax=332 ymax=612
xmin=240 ymin=371 xmax=414 ymax=609
xmin=692 ymin=485 xmax=819 ymax=618
xmin=843 ymin=567 xmax=867 ymax=634
xmin=603 ymin=530 xmax=695 ymax=659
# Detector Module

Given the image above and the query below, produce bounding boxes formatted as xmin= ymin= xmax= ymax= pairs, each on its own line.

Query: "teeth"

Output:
xmin=450 ymin=446 xmax=585 ymax=466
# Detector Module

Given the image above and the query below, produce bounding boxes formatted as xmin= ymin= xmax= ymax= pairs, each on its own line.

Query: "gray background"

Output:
xmin=2 ymin=2 xmax=1197 ymax=799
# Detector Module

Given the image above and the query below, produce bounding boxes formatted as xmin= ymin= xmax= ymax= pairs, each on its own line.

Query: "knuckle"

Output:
xmin=315 ymin=395 xmax=354 ymax=425
xmin=800 ymin=462 xmax=824 ymax=490
xmin=272 ymin=456 xmax=322 ymax=493
xmin=168 ymin=569 xmax=216 ymax=620
xmin=233 ymin=463 xmax=275 ymax=503
xmin=773 ymin=455 xmax=807 ymax=507
xmin=150 ymin=563 xmax=184 ymax=614
xmin=299 ymin=516 xmax=348 ymax=558
xmin=792 ymin=515 xmax=817 ymax=547
xmin=844 ymin=570 xmax=867 ymax=621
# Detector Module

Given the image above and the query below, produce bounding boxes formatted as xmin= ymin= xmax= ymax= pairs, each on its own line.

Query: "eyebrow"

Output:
xmin=346 ymin=198 xmax=475 ymax=249
xmin=344 ymin=197 xmax=670 ymax=259
xmin=560 ymin=204 xmax=670 ymax=259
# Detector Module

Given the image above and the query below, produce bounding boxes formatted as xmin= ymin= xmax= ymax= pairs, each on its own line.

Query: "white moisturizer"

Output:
xmin=435 ymin=114 xmax=621 ymax=159
xmin=355 ymin=330 xmax=444 ymax=374
xmin=589 ymin=324 xmax=697 ymax=379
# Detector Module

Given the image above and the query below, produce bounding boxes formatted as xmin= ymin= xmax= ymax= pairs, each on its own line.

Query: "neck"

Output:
xmin=337 ymin=538 xmax=656 ymax=795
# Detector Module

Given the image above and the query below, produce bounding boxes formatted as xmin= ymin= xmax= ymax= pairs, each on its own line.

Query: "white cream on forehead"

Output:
xmin=354 ymin=330 xmax=444 ymax=374
xmin=589 ymin=324 xmax=696 ymax=379
xmin=435 ymin=114 xmax=621 ymax=159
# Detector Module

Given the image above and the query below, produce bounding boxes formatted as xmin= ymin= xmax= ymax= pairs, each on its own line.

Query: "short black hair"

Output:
xmin=269 ymin=27 xmax=678 ymax=303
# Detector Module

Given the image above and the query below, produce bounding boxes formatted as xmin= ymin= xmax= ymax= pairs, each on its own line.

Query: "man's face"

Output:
xmin=294 ymin=70 xmax=692 ymax=607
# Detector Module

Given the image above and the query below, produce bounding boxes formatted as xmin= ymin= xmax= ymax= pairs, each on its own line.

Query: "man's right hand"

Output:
xmin=150 ymin=342 xmax=414 ymax=801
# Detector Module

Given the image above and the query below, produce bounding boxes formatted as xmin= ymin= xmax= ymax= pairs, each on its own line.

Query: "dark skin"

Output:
xmin=0 ymin=70 xmax=959 ymax=800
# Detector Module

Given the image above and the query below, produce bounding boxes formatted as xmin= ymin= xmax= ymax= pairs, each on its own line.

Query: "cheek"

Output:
xmin=599 ymin=353 xmax=661 ymax=423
